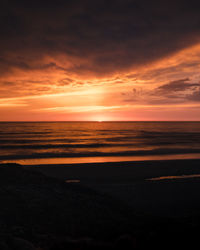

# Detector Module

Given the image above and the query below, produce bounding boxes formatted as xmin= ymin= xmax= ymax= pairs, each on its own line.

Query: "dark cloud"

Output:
xmin=0 ymin=0 xmax=200 ymax=77
xmin=187 ymin=89 xmax=200 ymax=101
xmin=0 ymin=56 xmax=66 ymax=77
xmin=123 ymin=78 xmax=200 ymax=105
xmin=157 ymin=78 xmax=199 ymax=92
xmin=155 ymin=78 xmax=200 ymax=103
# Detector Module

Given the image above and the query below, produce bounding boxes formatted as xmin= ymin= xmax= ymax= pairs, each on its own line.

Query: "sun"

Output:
xmin=92 ymin=115 xmax=108 ymax=122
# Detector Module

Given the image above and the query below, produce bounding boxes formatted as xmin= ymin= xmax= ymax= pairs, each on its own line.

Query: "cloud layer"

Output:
xmin=1 ymin=0 xmax=200 ymax=77
xmin=1 ymin=0 xmax=200 ymax=120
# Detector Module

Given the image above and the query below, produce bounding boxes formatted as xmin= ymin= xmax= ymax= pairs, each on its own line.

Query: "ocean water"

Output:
xmin=0 ymin=122 xmax=200 ymax=165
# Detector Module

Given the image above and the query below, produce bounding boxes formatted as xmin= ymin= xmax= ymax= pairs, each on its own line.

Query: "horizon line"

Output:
xmin=0 ymin=120 xmax=200 ymax=122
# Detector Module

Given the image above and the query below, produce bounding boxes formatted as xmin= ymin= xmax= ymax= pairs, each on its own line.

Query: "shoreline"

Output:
xmin=1 ymin=159 xmax=200 ymax=248
xmin=22 ymin=158 xmax=200 ymax=183
xmin=24 ymin=158 xmax=200 ymax=218
xmin=1 ymin=151 xmax=200 ymax=164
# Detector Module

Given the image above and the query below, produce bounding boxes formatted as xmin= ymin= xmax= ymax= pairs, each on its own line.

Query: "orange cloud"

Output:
xmin=1 ymin=43 xmax=200 ymax=121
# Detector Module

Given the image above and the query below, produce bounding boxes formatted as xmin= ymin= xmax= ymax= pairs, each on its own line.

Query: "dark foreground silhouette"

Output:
xmin=1 ymin=161 xmax=200 ymax=249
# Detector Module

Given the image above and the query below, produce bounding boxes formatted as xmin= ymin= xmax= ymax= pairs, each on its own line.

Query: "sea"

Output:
xmin=0 ymin=121 xmax=200 ymax=165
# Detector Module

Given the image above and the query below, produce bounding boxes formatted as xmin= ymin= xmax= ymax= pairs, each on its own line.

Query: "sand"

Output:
xmin=24 ymin=158 xmax=200 ymax=181
xmin=1 ymin=159 xmax=200 ymax=249
xmin=25 ymin=159 xmax=200 ymax=217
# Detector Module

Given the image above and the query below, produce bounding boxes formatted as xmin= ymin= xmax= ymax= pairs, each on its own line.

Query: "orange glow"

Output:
xmin=1 ymin=43 xmax=200 ymax=121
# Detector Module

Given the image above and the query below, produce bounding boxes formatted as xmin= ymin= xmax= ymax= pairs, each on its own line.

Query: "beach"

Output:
xmin=26 ymin=159 xmax=200 ymax=217
xmin=1 ymin=0 xmax=200 ymax=248
xmin=1 ymin=159 xmax=200 ymax=249
xmin=1 ymin=122 xmax=200 ymax=248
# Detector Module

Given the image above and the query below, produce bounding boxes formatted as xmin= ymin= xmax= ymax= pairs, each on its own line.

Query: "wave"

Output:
xmin=1 ymin=147 xmax=200 ymax=160
xmin=0 ymin=143 xmax=134 ymax=149
xmin=1 ymin=122 xmax=200 ymax=163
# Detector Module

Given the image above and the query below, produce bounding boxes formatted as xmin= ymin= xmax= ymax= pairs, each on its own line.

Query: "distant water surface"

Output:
xmin=0 ymin=122 xmax=200 ymax=165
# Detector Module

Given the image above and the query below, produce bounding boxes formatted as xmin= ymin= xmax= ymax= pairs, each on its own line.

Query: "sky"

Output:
xmin=1 ymin=0 xmax=200 ymax=121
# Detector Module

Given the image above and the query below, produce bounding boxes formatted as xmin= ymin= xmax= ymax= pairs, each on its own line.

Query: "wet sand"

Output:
xmin=25 ymin=158 xmax=200 ymax=183
xmin=1 ymin=159 xmax=200 ymax=249
xmin=25 ymin=159 xmax=200 ymax=218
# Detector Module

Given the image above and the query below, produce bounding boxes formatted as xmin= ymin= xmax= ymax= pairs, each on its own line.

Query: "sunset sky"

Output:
xmin=1 ymin=0 xmax=200 ymax=121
